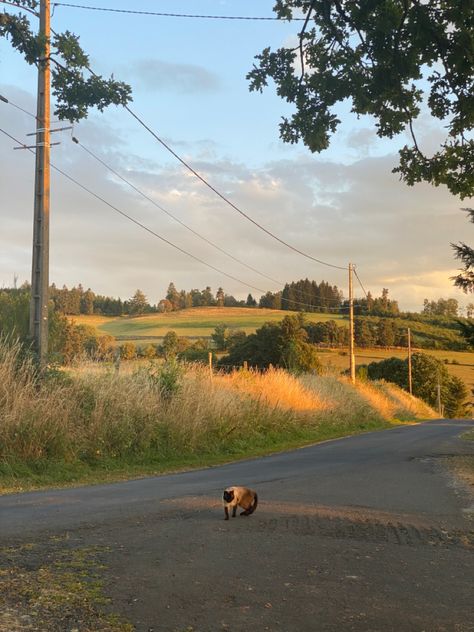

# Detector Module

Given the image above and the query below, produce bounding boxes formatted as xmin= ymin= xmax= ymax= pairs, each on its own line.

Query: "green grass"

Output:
xmin=73 ymin=307 xmax=344 ymax=340
xmin=0 ymin=542 xmax=133 ymax=631
xmin=0 ymin=418 xmax=396 ymax=495
xmin=1 ymin=337 xmax=435 ymax=495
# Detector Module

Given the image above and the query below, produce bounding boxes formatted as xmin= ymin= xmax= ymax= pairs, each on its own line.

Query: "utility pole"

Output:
xmin=29 ymin=0 xmax=51 ymax=367
xmin=407 ymin=327 xmax=412 ymax=395
xmin=437 ymin=378 xmax=442 ymax=417
xmin=348 ymin=262 xmax=355 ymax=384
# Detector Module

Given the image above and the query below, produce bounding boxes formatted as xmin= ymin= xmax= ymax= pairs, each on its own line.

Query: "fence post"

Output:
xmin=208 ymin=351 xmax=213 ymax=381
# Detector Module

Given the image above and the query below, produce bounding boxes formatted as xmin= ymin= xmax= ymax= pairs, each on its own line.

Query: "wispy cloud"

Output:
xmin=122 ymin=59 xmax=221 ymax=94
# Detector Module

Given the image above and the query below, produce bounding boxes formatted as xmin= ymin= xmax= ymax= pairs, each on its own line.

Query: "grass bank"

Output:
xmin=0 ymin=341 xmax=435 ymax=494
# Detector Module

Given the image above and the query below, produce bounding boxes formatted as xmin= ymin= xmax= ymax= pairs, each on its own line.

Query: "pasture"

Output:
xmin=70 ymin=308 xmax=473 ymax=391
xmin=72 ymin=307 xmax=344 ymax=339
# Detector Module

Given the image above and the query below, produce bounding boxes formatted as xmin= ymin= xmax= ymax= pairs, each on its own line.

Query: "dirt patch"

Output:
xmin=0 ymin=539 xmax=132 ymax=632
xmin=163 ymin=497 xmax=474 ymax=549
xmin=444 ymin=455 xmax=474 ymax=492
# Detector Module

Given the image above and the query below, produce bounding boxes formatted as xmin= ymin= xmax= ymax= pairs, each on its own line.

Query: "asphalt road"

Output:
xmin=1 ymin=420 xmax=473 ymax=631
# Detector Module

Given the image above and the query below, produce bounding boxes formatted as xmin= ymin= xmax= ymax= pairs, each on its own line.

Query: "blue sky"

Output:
xmin=0 ymin=0 xmax=472 ymax=310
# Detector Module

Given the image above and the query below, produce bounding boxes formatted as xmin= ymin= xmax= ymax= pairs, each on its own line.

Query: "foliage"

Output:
xmin=119 ymin=342 xmax=136 ymax=361
xmin=220 ymin=314 xmax=322 ymax=373
xmin=140 ymin=359 xmax=183 ymax=402
xmin=349 ymin=288 xmax=400 ymax=317
xmin=178 ymin=348 xmax=214 ymax=364
xmin=0 ymin=338 xmax=434 ymax=491
xmin=160 ymin=331 xmax=190 ymax=359
xmin=127 ymin=289 xmax=150 ymax=316
xmin=211 ymin=323 xmax=230 ymax=351
xmin=259 ymin=290 xmax=282 ymax=309
xmin=451 ymin=208 xmax=474 ymax=293
xmin=457 ymin=319 xmax=474 ymax=348
xmin=281 ymin=278 xmax=342 ymax=312
xmin=0 ymin=0 xmax=131 ymax=121
xmin=423 ymin=297 xmax=459 ymax=317
xmin=0 ymin=287 xmax=30 ymax=339
xmin=366 ymin=351 xmax=468 ymax=417
xmin=248 ymin=0 xmax=474 ymax=198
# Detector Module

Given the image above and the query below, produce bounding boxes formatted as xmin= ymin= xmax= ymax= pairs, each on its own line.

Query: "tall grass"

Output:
xmin=0 ymin=340 xmax=435 ymax=490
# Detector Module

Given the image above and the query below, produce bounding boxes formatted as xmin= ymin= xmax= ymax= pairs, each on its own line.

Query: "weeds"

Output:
xmin=0 ymin=339 xmax=436 ymax=490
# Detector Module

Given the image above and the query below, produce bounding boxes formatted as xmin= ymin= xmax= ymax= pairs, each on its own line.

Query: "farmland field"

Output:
xmin=71 ymin=308 xmax=474 ymax=392
xmin=318 ymin=348 xmax=474 ymax=392
xmin=72 ymin=307 xmax=345 ymax=339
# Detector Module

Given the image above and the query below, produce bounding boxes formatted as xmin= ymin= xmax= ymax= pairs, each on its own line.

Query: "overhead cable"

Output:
xmin=123 ymin=105 xmax=347 ymax=271
xmin=51 ymin=2 xmax=306 ymax=21
xmin=0 ymin=125 xmax=344 ymax=313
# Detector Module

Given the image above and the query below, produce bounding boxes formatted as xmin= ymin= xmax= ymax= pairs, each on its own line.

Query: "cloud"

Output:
xmin=1 ymin=84 xmax=472 ymax=311
xmin=122 ymin=59 xmax=221 ymax=95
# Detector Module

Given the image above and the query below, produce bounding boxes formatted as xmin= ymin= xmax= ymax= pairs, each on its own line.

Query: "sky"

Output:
xmin=0 ymin=0 xmax=472 ymax=311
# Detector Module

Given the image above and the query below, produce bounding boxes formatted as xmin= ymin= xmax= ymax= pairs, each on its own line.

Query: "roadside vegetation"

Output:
xmin=0 ymin=338 xmax=435 ymax=494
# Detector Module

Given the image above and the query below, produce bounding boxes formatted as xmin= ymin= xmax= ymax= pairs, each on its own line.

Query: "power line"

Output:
xmin=353 ymin=267 xmax=369 ymax=299
xmin=51 ymin=2 xmax=306 ymax=21
xmin=3 ymin=4 xmax=349 ymax=273
xmin=71 ymin=135 xmax=345 ymax=304
xmin=0 ymin=94 xmax=345 ymax=307
xmin=28 ymin=22 xmax=347 ymax=272
xmin=0 ymin=125 xmax=345 ymax=313
xmin=123 ymin=104 xmax=347 ymax=271
xmin=71 ymin=135 xmax=285 ymax=288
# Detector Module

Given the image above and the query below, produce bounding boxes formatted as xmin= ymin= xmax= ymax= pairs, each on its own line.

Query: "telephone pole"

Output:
xmin=407 ymin=327 xmax=412 ymax=395
xmin=29 ymin=0 xmax=51 ymax=367
xmin=348 ymin=262 xmax=355 ymax=384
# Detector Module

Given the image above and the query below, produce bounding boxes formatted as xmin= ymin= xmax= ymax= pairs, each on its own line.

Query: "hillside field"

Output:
xmin=318 ymin=348 xmax=474 ymax=393
xmin=72 ymin=307 xmax=344 ymax=339
xmin=72 ymin=308 xmax=474 ymax=392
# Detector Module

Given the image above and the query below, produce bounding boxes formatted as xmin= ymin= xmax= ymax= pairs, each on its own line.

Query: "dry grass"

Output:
xmin=216 ymin=368 xmax=328 ymax=412
xmin=0 ymin=340 xmax=435 ymax=489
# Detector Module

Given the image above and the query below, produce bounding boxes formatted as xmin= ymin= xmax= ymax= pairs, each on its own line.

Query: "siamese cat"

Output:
xmin=223 ymin=486 xmax=258 ymax=520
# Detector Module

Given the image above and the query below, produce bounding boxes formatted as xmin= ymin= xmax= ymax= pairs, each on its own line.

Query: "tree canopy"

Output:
xmin=0 ymin=0 xmax=131 ymax=121
xmin=248 ymin=1 xmax=474 ymax=198
xmin=452 ymin=208 xmax=474 ymax=293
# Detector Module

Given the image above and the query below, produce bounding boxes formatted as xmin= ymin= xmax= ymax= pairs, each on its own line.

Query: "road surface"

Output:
xmin=1 ymin=420 xmax=473 ymax=631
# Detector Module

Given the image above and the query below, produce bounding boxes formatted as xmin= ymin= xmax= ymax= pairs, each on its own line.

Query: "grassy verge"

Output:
xmin=0 ymin=540 xmax=132 ymax=632
xmin=0 ymin=418 xmax=397 ymax=495
xmin=0 ymin=340 xmax=435 ymax=495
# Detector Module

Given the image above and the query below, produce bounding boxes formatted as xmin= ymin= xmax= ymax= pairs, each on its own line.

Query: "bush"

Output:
xmin=366 ymin=352 xmax=468 ymax=418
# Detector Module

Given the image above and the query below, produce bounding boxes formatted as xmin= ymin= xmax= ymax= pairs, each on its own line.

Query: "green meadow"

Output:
xmin=71 ymin=308 xmax=474 ymax=391
xmin=73 ymin=307 xmax=344 ymax=339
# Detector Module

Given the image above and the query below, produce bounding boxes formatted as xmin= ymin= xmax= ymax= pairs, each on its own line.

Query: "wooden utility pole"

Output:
xmin=437 ymin=378 xmax=442 ymax=417
xmin=407 ymin=327 xmax=412 ymax=395
xmin=348 ymin=262 xmax=355 ymax=384
xmin=29 ymin=0 xmax=51 ymax=367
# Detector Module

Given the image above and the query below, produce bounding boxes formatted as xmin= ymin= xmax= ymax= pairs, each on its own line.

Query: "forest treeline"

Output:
xmin=3 ymin=279 xmax=468 ymax=321
xmin=2 ymin=279 xmax=405 ymax=317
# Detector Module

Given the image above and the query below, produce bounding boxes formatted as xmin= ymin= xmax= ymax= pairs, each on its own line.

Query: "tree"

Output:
xmin=423 ymin=297 xmax=459 ymax=317
xmin=216 ymin=287 xmax=225 ymax=307
xmin=220 ymin=314 xmax=321 ymax=373
xmin=201 ymin=286 xmax=215 ymax=307
xmin=128 ymin=289 xmax=149 ymax=316
xmin=259 ymin=291 xmax=282 ymax=309
xmin=246 ymin=293 xmax=257 ymax=307
xmin=211 ymin=323 xmax=230 ymax=351
xmin=248 ymin=1 xmax=474 ymax=199
xmin=367 ymin=352 xmax=468 ymax=417
xmin=166 ymin=283 xmax=180 ymax=311
xmin=452 ymin=208 xmax=474 ymax=293
xmin=0 ymin=1 xmax=131 ymax=122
